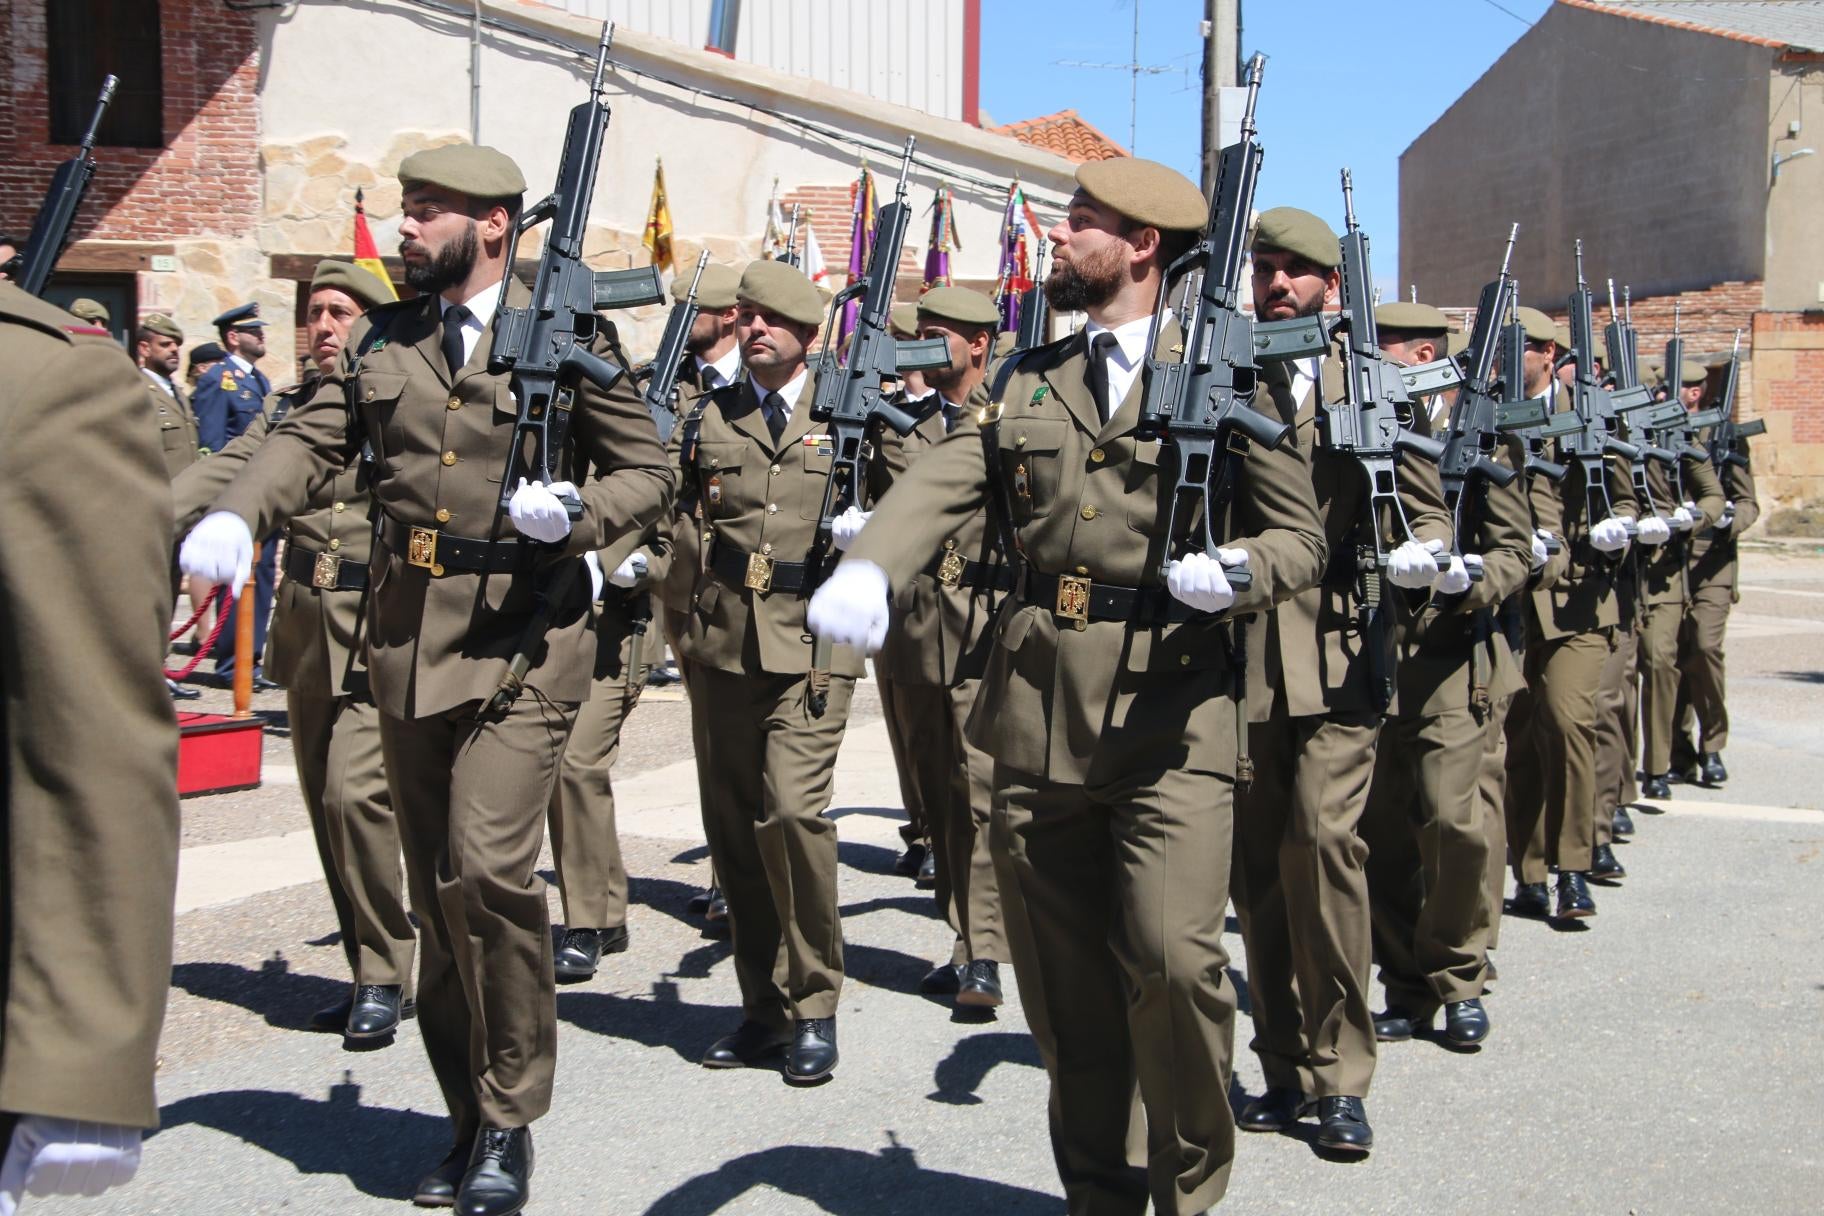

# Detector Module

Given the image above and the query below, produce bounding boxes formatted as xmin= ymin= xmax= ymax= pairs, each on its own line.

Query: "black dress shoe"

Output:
xmin=1641 ymin=773 xmax=1671 ymax=799
xmin=553 ymin=926 xmax=628 ymax=982
xmin=413 ymin=1136 xmax=473 ymax=1207
xmin=1554 ymin=871 xmax=1596 ymax=920
xmin=1700 ymin=752 xmax=1728 ymax=785
xmin=251 ymin=675 xmax=281 ymax=693
xmin=167 ymin=678 xmax=201 ymax=701
xmin=785 ymin=1017 xmax=838 ymax=1084
xmin=347 ymin=984 xmax=410 ymax=1039
xmin=687 ymin=887 xmax=713 ymax=915
xmin=894 ymin=841 xmax=928 ymax=879
xmin=1590 ymin=843 xmax=1626 ymax=884
xmin=1373 ymin=1007 xmax=1420 ymax=1042
xmin=1612 ymin=805 xmax=1635 ymax=837
xmin=456 ymin=1126 xmax=532 ymax=1216
xmin=701 ymin=1020 xmax=790 ymax=1068
xmin=1313 ymin=1096 xmax=1373 ymax=1154
xmin=1443 ymin=998 xmax=1490 ymax=1047
xmin=1237 ymin=1087 xmax=1304 ymax=1133
xmin=916 ymin=848 xmax=938 ymax=888
xmin=704 ymin=886 xmax=729 ymax=923
xmin=956 ymin=959 xmax=1003 ymax=1008
xmin=919 ymin=962 xmax=963 ymax=996
xmin=1509 ymin=882 xmax=1550 ymax=919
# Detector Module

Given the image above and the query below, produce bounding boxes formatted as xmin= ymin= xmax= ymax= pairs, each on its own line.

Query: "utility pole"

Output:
xmin=1200 ymin=0 xmax=1241 ymax=193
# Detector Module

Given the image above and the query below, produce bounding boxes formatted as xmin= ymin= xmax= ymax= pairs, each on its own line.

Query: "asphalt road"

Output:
xmin=38 ymin=546 xmax=1824 ymax=1215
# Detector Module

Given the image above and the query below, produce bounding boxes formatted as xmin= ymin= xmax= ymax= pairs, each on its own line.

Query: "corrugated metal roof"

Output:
xmin=1566 ymin=0 xmax=1824 ymax=52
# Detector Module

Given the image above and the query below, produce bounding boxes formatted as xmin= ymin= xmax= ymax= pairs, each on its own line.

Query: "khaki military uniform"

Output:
xmin=1235 ymin=356 xmax=1453 ymax=1102
xmin=174 ymin=378 xmax=416 ymax=993
xmin=869 ymin=396 xmax=1007 ymax=968
xmin=1631 ymin=453 xmax=1725 ymax=779
xmin=678 ymin=374 xmax=866 ymax=1030
xmin=848 ymin=324 xmax=1327 ymax=1216
xmin=0 ymin=285 xmax=179 ymax=1129
xmin=1672 ymin=431 xmax=1758 ymax=767
xmin=145 ymin=372 xmax=204 ymax=482
xmin=211 ymin=280 xmax=671 ymax=1135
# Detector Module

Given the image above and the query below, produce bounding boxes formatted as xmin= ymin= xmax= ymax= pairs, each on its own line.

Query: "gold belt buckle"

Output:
xmin=1056 ymin=574 xmax=1091 ymax=622
xmin=937 ymin=551 xmax=966 ymax=589
xmin=744 ymin=551 xmax=775 ymax=592
xmin=311 ymin=552 xmax=340 ymax=590
xmin=407 ymin=526 xmax=443 ymax=576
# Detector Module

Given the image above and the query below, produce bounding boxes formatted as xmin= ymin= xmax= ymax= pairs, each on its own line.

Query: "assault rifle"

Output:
xmin=1602 ymin=279 xmax=1685 ymax=528
xmin=1560 ymin=240 xmax=1643 ymax=533
xmin=11 ymin=75 xmax=117 ymax=295
xmin=1700 ymin=330 xmax=1763 ymax=470
xmin=803 ymin=136 xmax=954 ymax=708
xmin=1652 ymin=303 xmax=1712 ymax=465
xmin=488 ymin=23 xmax=665 ymax=520
xmin=1015 ymin=239 xmax=1051 ymax=350
xmin=640 ymin=250 xmax=709 ymax=444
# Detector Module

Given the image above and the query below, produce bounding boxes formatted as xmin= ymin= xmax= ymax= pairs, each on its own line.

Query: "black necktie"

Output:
xmin=441 ymin=304 xmax=471 ymax=378
xmin=943 ymin=400 xmax=961 ymax=433
xmin=763 ymin=391 xmax=786 ymax=443
xmin=1085 ymin=332 xmax=1119 ymax=420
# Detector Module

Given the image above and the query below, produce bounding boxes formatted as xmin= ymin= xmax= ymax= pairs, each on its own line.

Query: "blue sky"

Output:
xmin=979 ymin=0 xmax=1555 ymax=290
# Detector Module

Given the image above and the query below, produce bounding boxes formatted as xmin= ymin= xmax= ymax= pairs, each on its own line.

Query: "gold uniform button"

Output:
xmin=767 ymin=503 xmax=779 ymax=514
xmin=1081 ymin=505 xmax=1098 ymax=520
xmin=1179 ymin=654 xmax=1190 ymax=666
xmin=447 ymin=396 xmax=461 ymax=411
xmin=1090 ymin=448 xmax=1106 ymax=463
xmin=333 ymin=501 xmax=346 ymax=513
xmin=761 ymin=543 xmax=774 ymax=555
xmin=435 ymin=508 xmax=451 ymax=523
xmin=327 ymin=538 xmax=341 ymax=551
xmin=1075 ymin=565 xmax=1089 ymax=575
xmin=1015 ymin=435 xmax=1028 ymax=448
xmin=770 ymin=464 xmax=781 ymax=476
xmin=441 ymin=451 xmax=457 ymax=466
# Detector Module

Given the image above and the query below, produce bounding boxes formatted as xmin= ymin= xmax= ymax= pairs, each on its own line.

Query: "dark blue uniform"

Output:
xmin=194 ymin=359 xmax=275 ymax=681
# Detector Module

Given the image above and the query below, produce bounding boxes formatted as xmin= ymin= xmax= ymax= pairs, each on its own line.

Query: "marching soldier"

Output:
xmin=813 ymin=158 xmax=1326 ymax=1215
xmin=136 ymin=312 xmax=203 ymax=481
xmin=1230 ymin=209 xmax=1454 ymax=1155
xmin=179 ymin=144 xmax=671 ymax=1214
xmin=0 ymin=283 xmax=179 ymax=1210
xmin=173 ymin=259 xmax=418 ymax=1042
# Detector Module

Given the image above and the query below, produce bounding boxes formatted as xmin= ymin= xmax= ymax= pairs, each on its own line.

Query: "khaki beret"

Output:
xmin=70 ymin=297 xmax=109 ymax=325
xmin=1680 ymin=360 xmax=1708 ymax=386
xmin=398 ymin=143 xmax=527 ymax=199
xmin=917 ymin=285 xmax=1001 ymax=329
xmin=889 ymin=302 xmax=920 ymax=338
xmin=1251 ymin=207 xmax=1341 ymax=270
xmin=994 ymin=331 xmax=1018 ymax=358
xmin=1514 ymin=307 xmax=1556 ymax=343
xmin=309 ymin=258 xmax=395 ymax=311
xmin=673 ymin=262 xmax=740 ymax=310
xmin=738 ymin=259 xmax=824 ymax=327
xmin=1447 ymin=329 xmax=1470 ymax=358
xmin=1075 ymin=157 xmax=1207 ymax=233
xmin=1374 ymin=301 xmax=1449 ymax=336
xmin=139 ymin=312 xmax=183 ymax=341
xmin=1553 ymin=323 xmax=1574 ymax=352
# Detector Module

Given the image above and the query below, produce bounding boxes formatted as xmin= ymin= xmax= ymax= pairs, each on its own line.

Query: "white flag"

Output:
xmin=801 ymin=221 xmax=828 ymax=289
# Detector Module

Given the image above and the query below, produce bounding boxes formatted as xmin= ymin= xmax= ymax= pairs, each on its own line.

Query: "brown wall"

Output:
xmin=1762 ymin=56 xmax=1824 ymax=312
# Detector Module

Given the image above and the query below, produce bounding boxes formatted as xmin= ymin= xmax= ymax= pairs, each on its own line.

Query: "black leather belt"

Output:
xmin=378 ymin=513 xmax=534 ymax=575
xmin=1021 ymin=570 xmax=1202 ymax=625
xmin=284 ymin=543 xmax=368 ymax=591
xmin=921 ymin=549 xmax=1015 ymax=593
xmin=708 ymin=538 xmax=826 ymax=595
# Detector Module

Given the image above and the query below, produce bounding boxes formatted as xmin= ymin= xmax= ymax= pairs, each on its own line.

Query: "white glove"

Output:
xmin=1716 ymin=500 xmax=1736 ymax=530
xmin=1164 ymin=548 xmax=1248 ymax=614
xmin=1669 ymin=505 xmax=1694 ymax=529
xmin=1435 ymin=553 xmax=1472 ymax=596
xmin=1636 ymin=515 xmax=1671 ymax=545
xmin=179 ymin=511 xmax=255 ymax=592
xmin=1589 ymin=516 xmax=1632 ymax=553
xmin=610 ymin=554 xmax=645 ymax=588
xmin=507 ymin=478 xmax=577 ymax=544
xmin=806 ymin=560 xmax=891 ymax=654
xmin=584 ymin=551 xmax=604 ymax=600
xmin=1681 ymin=500 xmax=1699 ymax=515
xmin=0 ymin=1117 xmax=142 ymax=1207
xmin=831 ymin=506 xmax=872 ymax=552
xmin=1387 ymin=538 xmax=1443 ymax=590
xmin=1530 ymin=530 xmax=1552 ymax=571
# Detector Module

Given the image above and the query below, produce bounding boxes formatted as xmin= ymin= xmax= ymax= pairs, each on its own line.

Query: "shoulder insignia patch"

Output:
xmin=220 ymin=372 xmax=237 ymax=391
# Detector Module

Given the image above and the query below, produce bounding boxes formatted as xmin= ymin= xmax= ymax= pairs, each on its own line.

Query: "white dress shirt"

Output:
xmin=439 ymin=281 xmax=502 ymax=369
xmin=757 ymin=368 xmax=809 ymax=425
xmin=694 ymin=346 xmax=741 ymax=391
xmin=1082 ymin=314 xmax=1154 ymax=419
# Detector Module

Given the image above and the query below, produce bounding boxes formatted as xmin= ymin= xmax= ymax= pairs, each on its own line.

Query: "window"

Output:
xmin=46 ymin=0 xmax=164 ymax=148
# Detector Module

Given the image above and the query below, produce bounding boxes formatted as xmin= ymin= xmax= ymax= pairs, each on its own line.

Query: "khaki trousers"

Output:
xmin=1591 ymin=623 xmax=1638 ymax=844
xmin=994 ymin=760 xmax=1237 ymax=1216
xmin=1505 ymin=629 xmax=1608 ymax=881
xmin=380 ymin=694 xmax=577 ymax=1132
xmin=1362 ymin=705 xmax=1490 ymax=1015
xmin=877 ymin=675 xmax=930 ymax=848
xmin=1638 ymin=599 xmax=1686 ymax=776
xmin=1677 ymin=582 xmax=1733 ymax=754
xmin=1233 ymin=709 xmax=1380 ymax=1100
xmin=879 ymin=677 xmax=1006 ymax=964
xmin=694 ymin=666 xmax=852 ymax=1026
xmin=1477 ymin=693 xmax=1514 ymax=951
xmin=289 ymin=689 xmax=415 ymax=989
xmin=547 ymin=627 xmax=647 ymax=930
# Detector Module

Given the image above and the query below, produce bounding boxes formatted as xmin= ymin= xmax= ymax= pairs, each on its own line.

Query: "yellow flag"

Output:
xmin=642 ymin=160 xmax=676 ymax=275
xmin=353 ymin=188 xmax=398 ymax=300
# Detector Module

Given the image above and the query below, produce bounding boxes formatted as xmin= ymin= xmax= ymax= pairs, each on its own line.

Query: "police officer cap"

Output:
xmin=214 ymin=302 xmax=267 ymax=330
xmin=1514 ymin=307 xmax=1557 ymax=343
xmin=309 ymin=258 xmax=395 ymax=312
xmin=398 ymin=143 xmax=528 ymax=200
xmin=139 ymin=312 xmax=182 ymax=341
xmin=70 ymin=297 xmax=109 ymax=325
xmin=1251 ymin=207 xmax=1341 ymax=270
xmin=1374 ymin=301 xmax=1449 ymax=337
xmin=188 ymin=341 xmax=226 ymax=366
xmin=673 ymin=262 xmax=741 ymax=310
xmin=1075 ymin=157 xmax=1207 ymax=233
xmin=1680 ymin=360 xmax=1708 ymax=386
xmin=738 ymin=259 xmax=824 ymax=327
xmin=918 ymin=285 xmax=1002 ymax=329
xmin=889 ymin=302 xmax=920 ymax=337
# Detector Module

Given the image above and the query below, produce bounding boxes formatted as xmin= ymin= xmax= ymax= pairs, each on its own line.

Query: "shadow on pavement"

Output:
xmin=170 ymin=956 xmax=346 ymax=1030
xmin=838 ymin=894 xmax=937 ymax=920
xmin=927 ymin=1032 xmax=1042 ymax=1106
xmin=155 ymin=1074 xmax=447 ymax=1201
xmin=641 ymin=1136 xmax=1056 ymax=1214
xmin=827 ymin=804 xmax=911 ymax=826
xmin=844 ymin=941 xmax=940 ymax=998
xmin=837 ymin=840 xmax=905 ymax=877
xmin=557 ymin=984 xmax=742 ymax=1063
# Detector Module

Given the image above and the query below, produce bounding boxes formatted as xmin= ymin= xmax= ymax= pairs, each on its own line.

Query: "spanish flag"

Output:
xmin=352 ymin=188 xmax=397 ymax=299
xmin=642 ymin=160 xmax=677 ymax=279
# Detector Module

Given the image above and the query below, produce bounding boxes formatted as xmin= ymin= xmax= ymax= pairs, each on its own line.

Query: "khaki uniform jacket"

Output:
xmin=1249 ymin=355 xmax=1456 ymax=721
xmin=1638 ymin=450 xmax=1725 ymax=606
xmin=869 ymin=392 xmax=1002 ymax=688
xmin=174 ymin=376 xmax=372 ymax=699
xmin=1688 ymin=428 xmax=1759 ymax=595
xmin=1526 ymin=399 xmax=1641 ymax=641
xmin=656 ymin=356 xmax=728 ymax=619
xmin=678 ymin=373 xmax=868 ymax=679
xmin=211 ymin=279 xmax=673 ymax=719
xmin=146 ymin=373 xmax=203 ymax=482
xmin=847 ymin=324 xmax=1328 ymax=783
xmin=0 ymin=285 xmax=178 ymax=1129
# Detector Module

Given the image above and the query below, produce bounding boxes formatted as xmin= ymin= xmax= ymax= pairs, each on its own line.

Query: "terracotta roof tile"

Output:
xmin=990 ymin=109 xmax=1128 ymax=164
